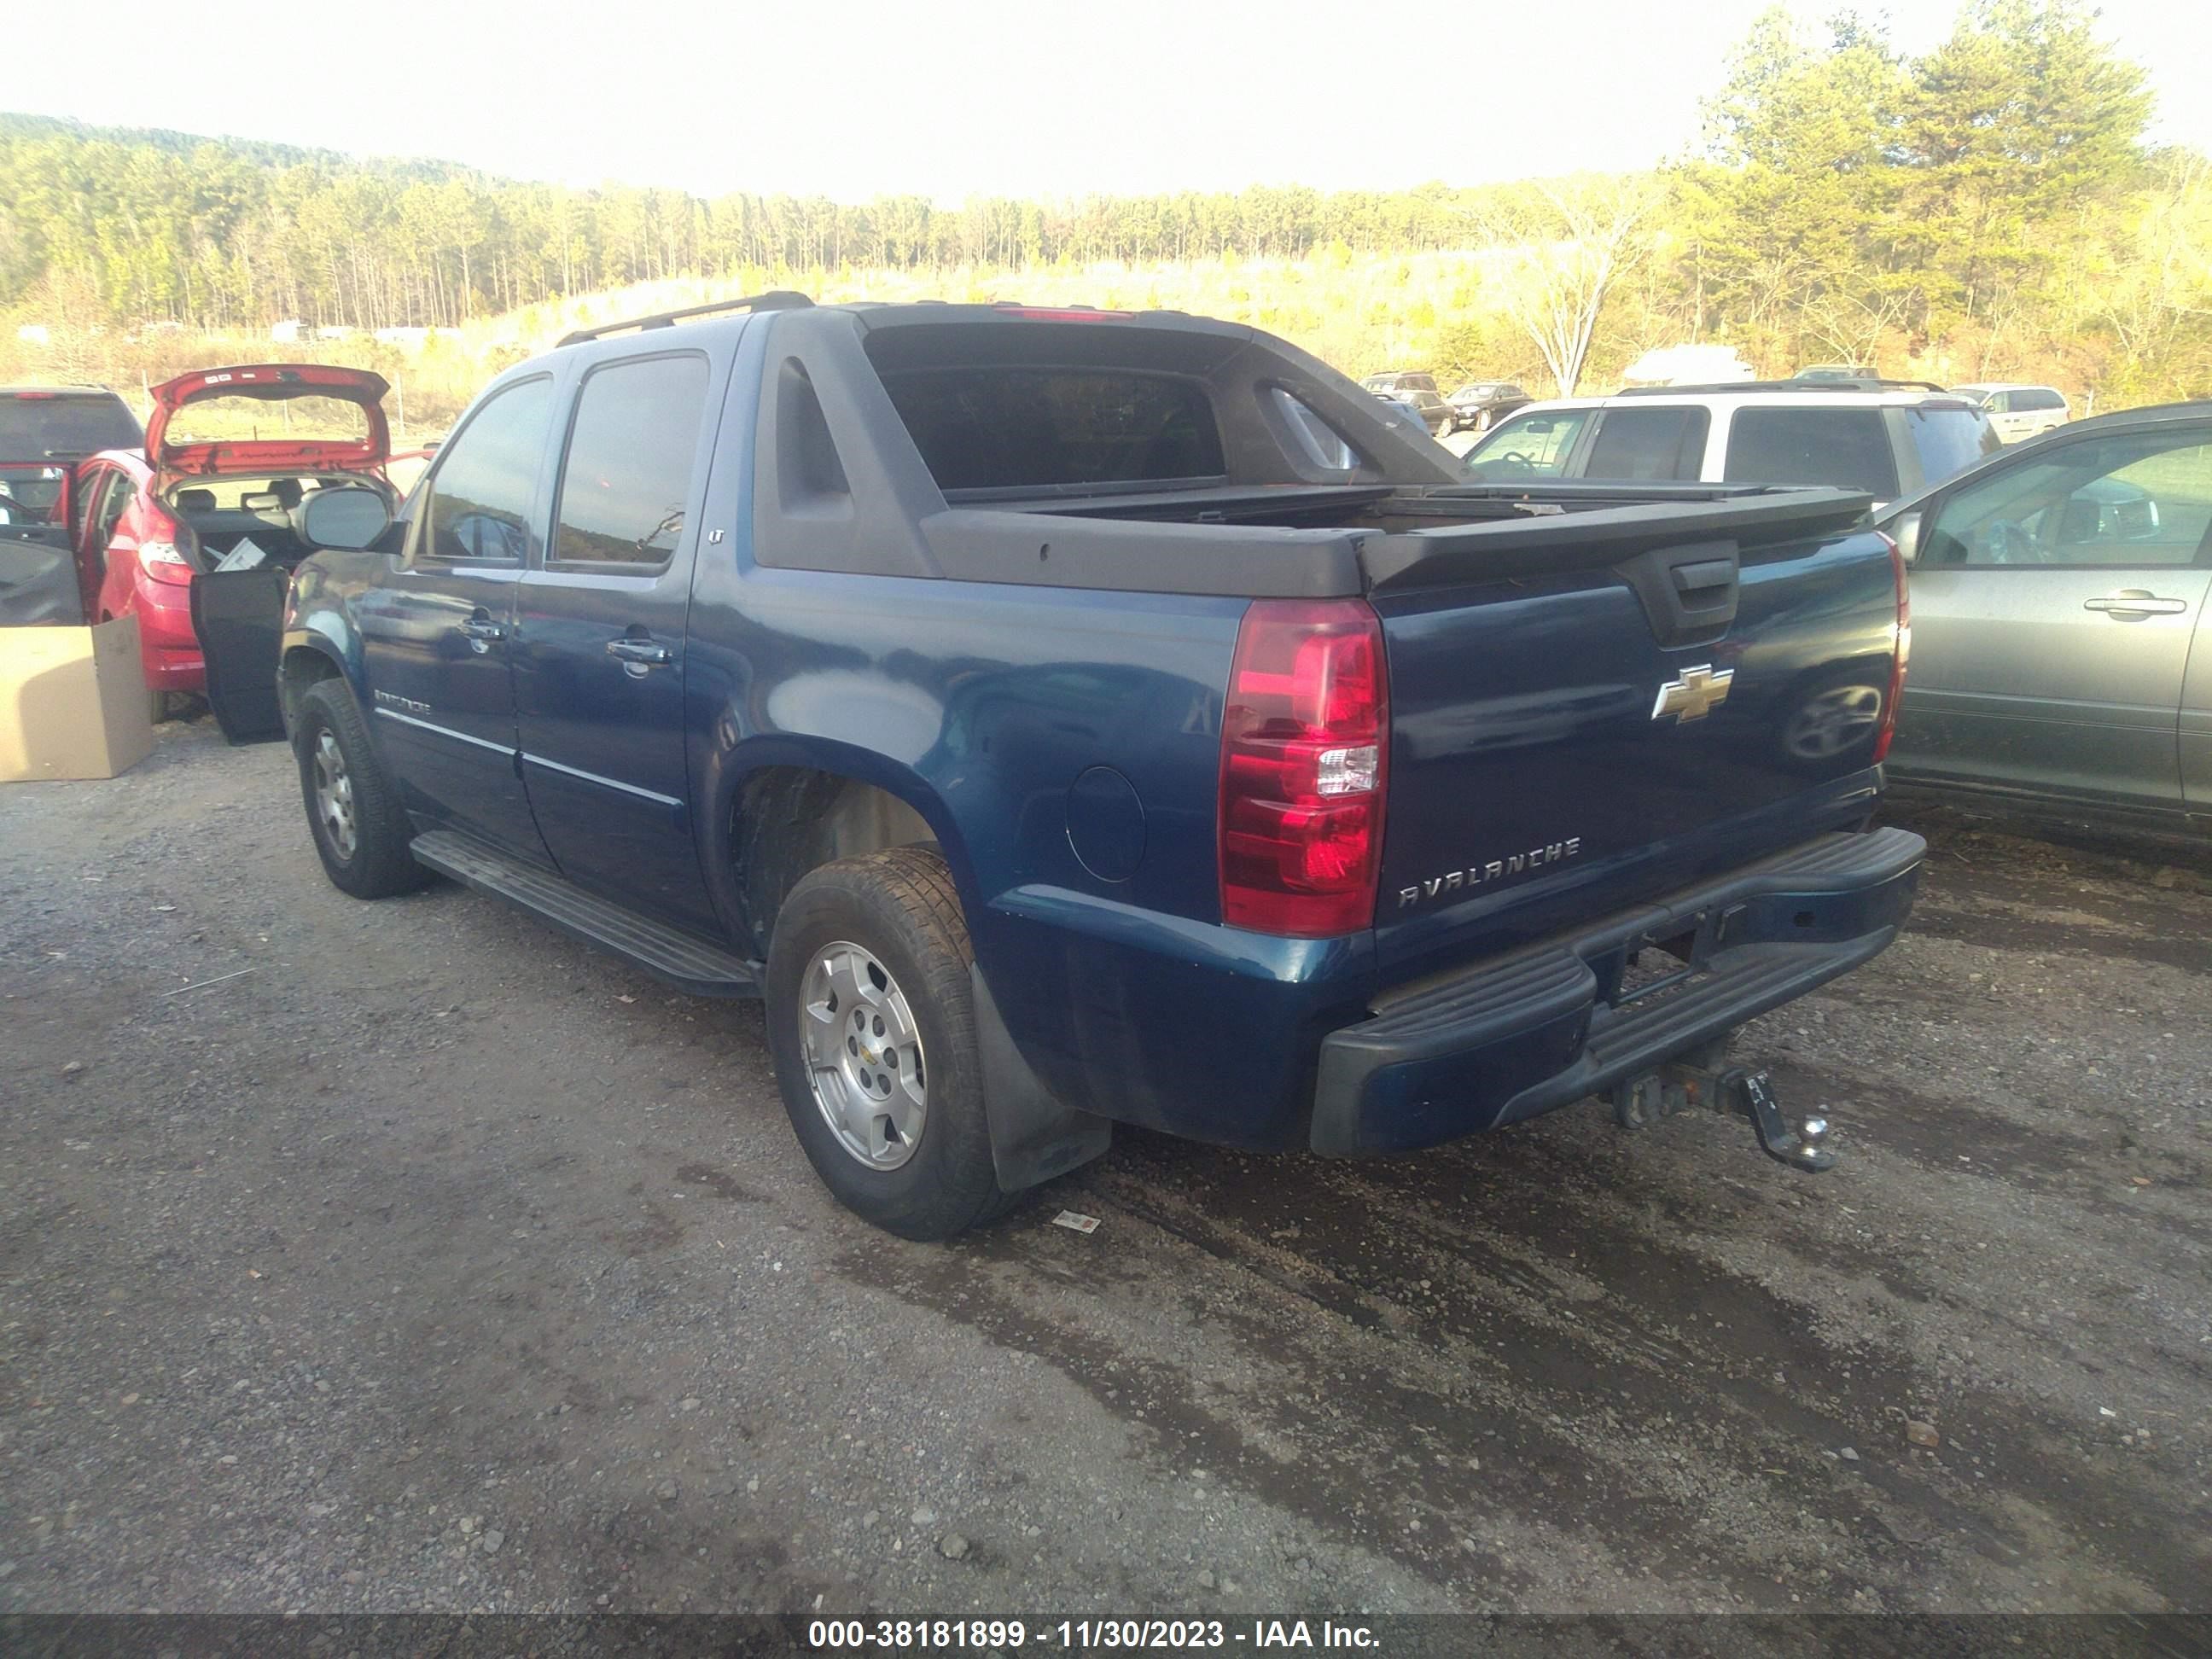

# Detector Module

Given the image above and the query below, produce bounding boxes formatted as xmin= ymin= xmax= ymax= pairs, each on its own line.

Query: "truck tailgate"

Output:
xmin=1364 ymin=494 xmax=1901 ymax=984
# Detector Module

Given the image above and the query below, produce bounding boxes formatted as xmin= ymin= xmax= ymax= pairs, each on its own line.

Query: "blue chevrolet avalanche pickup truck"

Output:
xmin=189 ymin=294 xmax=1922 ymax=1239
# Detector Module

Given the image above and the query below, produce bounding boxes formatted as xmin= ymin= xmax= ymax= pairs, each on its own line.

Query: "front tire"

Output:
xmin=294 ymin=679 xmax=429 ymax=899
xmin=765 ymin=846 xmax=1010 ymax=1240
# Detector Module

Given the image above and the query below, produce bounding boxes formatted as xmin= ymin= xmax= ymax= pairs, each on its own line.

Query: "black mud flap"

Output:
xmin=189 ymin=568 xmax=290 ymax=743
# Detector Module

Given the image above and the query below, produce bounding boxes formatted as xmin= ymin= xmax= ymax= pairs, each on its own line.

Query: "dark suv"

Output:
xmin=0 ymin=386 xmax=142 ymax=524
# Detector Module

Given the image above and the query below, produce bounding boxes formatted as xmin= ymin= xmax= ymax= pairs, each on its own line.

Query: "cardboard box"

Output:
xmin=1 ymin=614 xmax=156 ymax=782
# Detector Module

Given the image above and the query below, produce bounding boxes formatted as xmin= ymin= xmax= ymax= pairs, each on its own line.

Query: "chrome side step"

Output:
xmin=410 ymin=830 xmax=760 ymax=998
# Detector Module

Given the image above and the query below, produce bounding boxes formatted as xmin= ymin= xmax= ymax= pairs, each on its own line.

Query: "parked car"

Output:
xmin=1877 ymin=400 xmax=2212 ymax=831
xmin=1 ymin=387 xmax=145 ymax=626
xmin=0 ymin=385 xmax=143 ymax=528
xmin=1462 ymin=381 xmax=2000 ymax=508
xmin=1948 ymin=383 xmax=2071 ymax=445
xmin=212 ymin=294 xmax=1918 ymax=1239
xmin=1360 ymin=371 xmax=1453 ymax=434
xmin=1792 ymin=363 xmax=1877 ymax=381
xmin=1443 ymin=381 xmax=1532 ymax=434
xmin=68 ymin=364 xmax=394 ymax=700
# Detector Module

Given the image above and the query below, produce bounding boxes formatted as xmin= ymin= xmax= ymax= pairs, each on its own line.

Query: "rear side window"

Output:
xmin=878 ymin=368 xmax=1224 ymax=492
xmin=0 ymin=393 xmax=142 ymax=460
xmin=1906 ymin=407 xmax=2000 ymax=487
xmin=1723 ymin=407 xmax=1900 ymax=498
xmin=550 ymin=354 xmax=712 ymax=567
xmin=2011 ymin=387 xmax=2067 ymax=412
xmin=1582 ymin=407 xmax=1710 ymax=481
xmin=421 ymin=377 xmax=554 ymax=563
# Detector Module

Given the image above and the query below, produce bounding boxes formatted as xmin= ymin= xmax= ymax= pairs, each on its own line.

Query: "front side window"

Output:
xmin=1463 ymin=409 xmax=1592 ymax=480
xmin=1924 ymin=434 xmax=2212 ymax=568
xmin=1582 ymin=407 xmax=1710 ymax=481
xmin=550 ymin=354 xmax=713 ymax=567
xmin=1723 ymin=407 xmax=1900 ymax=498
xmin=421 ymin=378 xmax=555 ymax=563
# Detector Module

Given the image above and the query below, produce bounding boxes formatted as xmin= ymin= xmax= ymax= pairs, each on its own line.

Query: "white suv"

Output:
xmin=1948 ymin=383 xmax=2071 ymax=444
xmin=1461 ymin=381 xmax=2000 ymax=508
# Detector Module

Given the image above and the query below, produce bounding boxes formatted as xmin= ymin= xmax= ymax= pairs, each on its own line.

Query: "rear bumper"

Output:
xmin=1311 ymin=827 xmax=1924 ymax=1154
xmin=131 ymin=579 xmax=205 ymax=692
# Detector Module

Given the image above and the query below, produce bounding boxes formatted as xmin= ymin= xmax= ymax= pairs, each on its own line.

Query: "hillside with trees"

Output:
xmin=2 ymin=0 xmax=2204 ymax=428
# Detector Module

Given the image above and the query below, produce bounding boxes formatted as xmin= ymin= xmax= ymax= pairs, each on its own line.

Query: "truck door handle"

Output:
xmin=457 ymin=615 xmax=506 ymax=642
xmin=606 ymin=637 xmax=674 ymax=666
xmin=2083 ymin=591 xmax=2186 ymax=620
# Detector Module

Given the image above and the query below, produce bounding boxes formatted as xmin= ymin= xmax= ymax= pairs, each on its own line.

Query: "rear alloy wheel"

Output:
xmin=799 ymin=940 xmax=929 ymax=1170
xmin=293 ymin=678 xmax=431 ymax=899
xmin=765 ymin=846 xmax=1011 ymax=1240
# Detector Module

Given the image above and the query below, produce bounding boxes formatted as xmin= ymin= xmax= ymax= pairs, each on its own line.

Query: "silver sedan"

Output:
xmin=1877 ymin=402 xmax=2212 ymax=830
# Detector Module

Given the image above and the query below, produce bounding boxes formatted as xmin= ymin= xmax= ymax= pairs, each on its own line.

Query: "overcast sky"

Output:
xmin=9 ymin=0 xmax=2208 ymax=202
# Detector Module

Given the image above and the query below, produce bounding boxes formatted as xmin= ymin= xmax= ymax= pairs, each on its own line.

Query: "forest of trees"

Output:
xmin=1 ymin=0 xmax=2206 ymax=406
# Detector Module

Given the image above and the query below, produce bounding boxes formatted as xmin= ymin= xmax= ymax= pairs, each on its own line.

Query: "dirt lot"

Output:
xmin=2 ymin=718 xmax=2207 ymax=1616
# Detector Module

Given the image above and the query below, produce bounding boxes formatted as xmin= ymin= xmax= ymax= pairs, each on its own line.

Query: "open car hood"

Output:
xmin=146 ymin=364 xmax=391 ymax=476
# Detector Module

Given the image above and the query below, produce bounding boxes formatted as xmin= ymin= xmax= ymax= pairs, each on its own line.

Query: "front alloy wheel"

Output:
xmin=311 ymin=728 xmax=358 ymax=861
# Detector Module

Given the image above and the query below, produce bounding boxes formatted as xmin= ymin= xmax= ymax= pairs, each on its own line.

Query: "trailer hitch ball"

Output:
xmin=1727 ymin=1068 xmax=1837 ymax=1172
xmin=1651 ymin=1057 xmax=1838 ymax=1173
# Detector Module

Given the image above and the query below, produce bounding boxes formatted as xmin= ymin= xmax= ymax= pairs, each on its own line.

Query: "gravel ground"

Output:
xmin=1 ymin=717 xmax=2207 ymax=1616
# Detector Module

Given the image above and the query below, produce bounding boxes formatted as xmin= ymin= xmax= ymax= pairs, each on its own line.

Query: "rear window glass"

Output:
xmin=0 ymin=393 xmax=142 ymax=459
xmin=1723 ymin=407 xmax=1900 ymax=498
xmin=1906 ymin=408 xmax=2000 ymax=487
xmin=879 ymin=368 xmax=1224 ymax=492
xmin=163 ymin=395 xmax=369 ymax=448
xmin=1583 ymin=407 xmax=1710 ymax=481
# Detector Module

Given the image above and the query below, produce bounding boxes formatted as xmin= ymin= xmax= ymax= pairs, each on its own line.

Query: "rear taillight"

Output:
xmin=137 ymin=541 xmax=193 ymax=585
xmin=136 ymin=506 xmax=196 ymax=586
xmin=1872 ymin=532 xmax=1910 ymax=764
xmin=1219 ymin=598 xmax=1388 ymax=936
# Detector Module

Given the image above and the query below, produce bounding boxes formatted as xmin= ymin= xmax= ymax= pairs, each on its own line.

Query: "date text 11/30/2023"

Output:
xmin=807 ymin=1619 xmax=1382 ymax=1650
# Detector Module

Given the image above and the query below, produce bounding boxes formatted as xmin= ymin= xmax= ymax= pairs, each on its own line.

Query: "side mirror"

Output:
xmin=1889 ymin=508 xmax=1924 ymax=566
xmin=296 ymin=486 xmax=393 ymax=552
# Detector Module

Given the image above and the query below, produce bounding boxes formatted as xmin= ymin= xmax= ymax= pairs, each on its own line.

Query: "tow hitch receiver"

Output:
xmin=1615 ymin=1057 xmax=1836 ymax=1172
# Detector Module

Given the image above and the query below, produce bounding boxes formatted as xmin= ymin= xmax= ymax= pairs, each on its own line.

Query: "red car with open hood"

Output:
xmin=71 ymin=364 xmax=394 ymax=698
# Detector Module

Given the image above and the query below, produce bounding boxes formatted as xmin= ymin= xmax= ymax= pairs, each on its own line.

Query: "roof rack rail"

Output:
xmin=1615 ymin=377 xmax=1950 ymax=397
xmin=556 ymin=290 xmax=813 ymax=348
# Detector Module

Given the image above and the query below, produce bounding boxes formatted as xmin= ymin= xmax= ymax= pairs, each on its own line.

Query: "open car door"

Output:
xmin=189 ymin=567 xmax=290 ymax=742
xmin=0 ymin=461 xmax=84 ymax=626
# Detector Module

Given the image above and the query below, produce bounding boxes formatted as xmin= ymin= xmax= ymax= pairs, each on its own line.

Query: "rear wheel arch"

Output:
xmin=725 ymin=762 xmax=949 ymax=956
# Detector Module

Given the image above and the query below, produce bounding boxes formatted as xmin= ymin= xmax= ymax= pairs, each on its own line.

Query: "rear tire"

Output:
xmin=294 ymin=678 xmax=429 ymax=899
xmin=765 ymin=846 xmax=1011 ymax=1240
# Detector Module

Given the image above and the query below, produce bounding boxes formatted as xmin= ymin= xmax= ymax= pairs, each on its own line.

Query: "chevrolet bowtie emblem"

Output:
xmin=1652 ymin=664 xmax=1734 ymax=722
